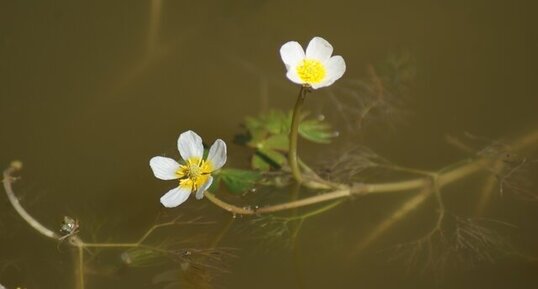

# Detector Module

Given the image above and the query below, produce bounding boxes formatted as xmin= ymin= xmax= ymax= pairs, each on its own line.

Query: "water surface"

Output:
xmin=1 ymin=1 xmax=538 ymax=288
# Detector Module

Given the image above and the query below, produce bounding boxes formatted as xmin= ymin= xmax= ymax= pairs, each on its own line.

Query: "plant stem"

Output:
xmin=352 ymin=187 xmax=431 ymax=254
xmin=274 ymin=200 xmax=344 ymax=221
xmin=77 ymin=246 xmax=84 ymax=289
xmin=474 ymin=160 xmax=503 ymax=215
xmin=289 ymin=86 xmax=308 ymax=184
xmin=203 ymin=160 xmax=469 ymax=215
xmin=2 ymin=162 xmax=60 ymax=240
xmin=204 ymin=127 xmax=538 ymax=215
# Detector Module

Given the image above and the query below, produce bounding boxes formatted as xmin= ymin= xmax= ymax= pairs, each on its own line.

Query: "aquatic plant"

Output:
xmin=2 ymin=36 xmax=538 ymax=289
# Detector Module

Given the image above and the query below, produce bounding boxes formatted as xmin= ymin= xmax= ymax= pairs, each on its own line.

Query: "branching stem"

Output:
xmin=3 ymin=129 xmax=538 ymax=288
xmin=2 ymin=169 xmax=213 ymax=289
xmin=205 ymin=130 xmax=538 ymax=215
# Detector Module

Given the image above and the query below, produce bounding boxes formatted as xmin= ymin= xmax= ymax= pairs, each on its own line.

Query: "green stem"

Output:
xmin=203 ymin=156 xmax=489 ymax=215
xmin=289 ymin=86 xmax=309 ymax=184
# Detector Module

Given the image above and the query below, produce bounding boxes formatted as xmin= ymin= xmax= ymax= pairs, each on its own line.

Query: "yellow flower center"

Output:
xmin=186 ymin=162 xmax=202 ymax=178
xmin=296 ymin=59 xmax=326 ymax=84
xmin=176 ymin=158 xmax=213 ymax=191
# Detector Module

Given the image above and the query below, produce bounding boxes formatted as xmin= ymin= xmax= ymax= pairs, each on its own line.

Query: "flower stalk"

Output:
xmin=289 ymin=86 xmax=309 ymax=183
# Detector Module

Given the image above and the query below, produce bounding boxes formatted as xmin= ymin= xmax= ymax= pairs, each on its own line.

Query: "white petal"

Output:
xmin=312 ymin=55 xmax=346 ymax=89
xmin=286 ymin=69 xmax=304 ymax=85
xmin=149 ymin=156 xmax=180 ymax=180
xmin=160 ymin=186 xmax=191 ymax=208
xmin=206 ymin=139 xmax=227 ymax=171
xmin=306 ymin=37 xmax=333 ymax=62
xmin=310 ymin=81 xmax=330 ymax=89
xmin=195 ymin=176 xmax=213 ymax=200
xmin=178 ymin=130 xmax=204 ymax=161
xmin=325 ymin=55 xmax=346 ymax=81
xmin=280 ymin=41 xmax=305 ymax=69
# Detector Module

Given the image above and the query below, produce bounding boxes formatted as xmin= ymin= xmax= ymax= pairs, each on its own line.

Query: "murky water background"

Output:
xmin=1 ymin=1 xmax=538 ymax=288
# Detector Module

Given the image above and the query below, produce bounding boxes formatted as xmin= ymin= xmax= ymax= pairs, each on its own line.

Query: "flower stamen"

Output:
xmin=296 ymin=59 xmax=326 ymax=84
xmin=149 ymin=130 xmax=227 ymax=207
xmin=176 ymin=159 xmax=212 ymax=191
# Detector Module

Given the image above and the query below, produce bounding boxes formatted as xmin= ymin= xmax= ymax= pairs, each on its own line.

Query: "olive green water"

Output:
xmin=1 ymin=1 xmax=538 ymax=288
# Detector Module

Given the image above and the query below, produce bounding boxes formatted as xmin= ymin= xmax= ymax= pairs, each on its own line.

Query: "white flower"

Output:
xmin=149 ymin=130 xmax=227 ymax=208
xmin=280 ymin=36 xmax=346 ymax=89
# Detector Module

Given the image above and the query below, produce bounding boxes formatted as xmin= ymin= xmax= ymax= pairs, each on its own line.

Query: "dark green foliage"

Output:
xmin=212 ymin=168 xmax=261 ymax=194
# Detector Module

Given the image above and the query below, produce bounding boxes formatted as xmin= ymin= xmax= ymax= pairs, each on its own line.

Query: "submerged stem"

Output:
xmin=289 ymin=86 xmax=309 ymax=184
xmin=475 ymin=163 xmax=502 ymax=216
xmin=352 ymin=187 xmax=432 ymax=254
xmin=2 ymin=162 xmax=60 ymax=240
xmin=76 ymin=246 xmax=84 ymax=289
xmin=205 ymin=129 xmax=538 ymax=215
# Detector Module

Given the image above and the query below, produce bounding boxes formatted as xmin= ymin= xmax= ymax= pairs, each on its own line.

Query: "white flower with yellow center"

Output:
xmin=280 ymin=36 xmax=346 ymax=89
xmin=149 ymin=130 xmax=227 ymax=208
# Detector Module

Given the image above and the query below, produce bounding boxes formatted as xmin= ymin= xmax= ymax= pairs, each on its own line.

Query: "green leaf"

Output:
xmin=244 ymin=116 xmax=262 ymax=131
xmin=219 ymin=169 xmax=261 ymax=194
xmin=251 ymin=148 xmax=287 ymax=171
xmin=244 ymin=117 xmax=267 ymax=147
xmin=259 ymin=148 xmax=287 ymax=166
xmin=242 ymin=110 xmax=335 ymax=172
xmin=264 ymin=110 xmax=289 ymax=134
xmin=298 ymin=117 xmax=336 ymax=144
xmin=262 ymin=134 xmax=289 ymax=151
xmin=252 ymin=154 xmax=271 ymax=171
